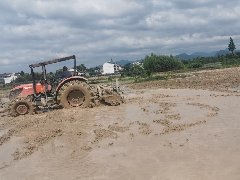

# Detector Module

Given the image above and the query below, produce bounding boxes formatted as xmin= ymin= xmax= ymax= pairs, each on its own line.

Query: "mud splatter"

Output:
xmin=93 ymin=129 xmax=118 ymax=143
xmin=12 ymin=129 xmax=63 ymax=160
xmin=108 ymin=123 xmax=129 ymax=133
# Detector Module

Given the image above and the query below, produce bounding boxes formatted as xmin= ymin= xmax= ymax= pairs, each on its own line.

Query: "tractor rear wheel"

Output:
xmin=10 ymin=100 xmax=34 ymax=117
xmin=60 ymin=82 xmax=91 ymax=108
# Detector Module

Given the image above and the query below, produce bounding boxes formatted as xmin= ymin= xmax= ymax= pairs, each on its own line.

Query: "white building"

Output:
xmin=132 ymin=61 xmax=143 ymax=66
xmin=102 ymin=62 xmax=122 ymax=75
xmin=68 ymin=69 xmax=84 ymax=76
xmin=3 ymin=73 xmax=18 ymax=84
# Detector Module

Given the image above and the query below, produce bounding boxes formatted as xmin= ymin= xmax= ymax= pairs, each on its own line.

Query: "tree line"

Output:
xmin=182 ymin=37 xmax=240 ymax=69
xmin=122 ymin=37 xmax=240 ymax=78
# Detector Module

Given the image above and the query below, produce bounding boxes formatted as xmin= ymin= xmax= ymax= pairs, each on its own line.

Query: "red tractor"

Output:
xmin=8 ymin=55 xmax=123 ymax=116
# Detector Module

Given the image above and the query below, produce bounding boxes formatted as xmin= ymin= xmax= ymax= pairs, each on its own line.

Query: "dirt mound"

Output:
xmin=128 ymin=67 xmax=240 ymax=92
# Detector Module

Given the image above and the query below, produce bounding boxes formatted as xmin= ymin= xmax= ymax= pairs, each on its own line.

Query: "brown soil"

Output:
xmin=127 ymin=67 xmax=240 ymax=92
xmin=0 ymin=67 xmax=240 ymax=180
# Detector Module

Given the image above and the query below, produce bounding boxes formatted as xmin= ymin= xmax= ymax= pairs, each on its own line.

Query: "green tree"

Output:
xmin=76 ymin=64 xmax=87 ymax=73
xmin=20 ymin=71 xmax=25 ymax=76
xmin=143 ymin=53 xmax=184 ymax=73
xmin=130 ymin=64 xmax=146 ymax=78
xmin=228 ymin=37 xmax=236 ymax=55
xmin=15 ymin=73 xmax=32 ymax=83
xmin=121 ymin=63 xmax=132 ymax=76
xmin=87 ymin=66 xmax=101 ymax=76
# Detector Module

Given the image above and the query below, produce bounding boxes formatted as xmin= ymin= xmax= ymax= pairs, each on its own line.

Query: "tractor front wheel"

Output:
xmin=10 ymin=100 xmax=34 ymax=117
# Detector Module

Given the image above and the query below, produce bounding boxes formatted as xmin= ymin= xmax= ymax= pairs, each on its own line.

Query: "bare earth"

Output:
xmin=0 ymin=67 xmax=240 ymax=180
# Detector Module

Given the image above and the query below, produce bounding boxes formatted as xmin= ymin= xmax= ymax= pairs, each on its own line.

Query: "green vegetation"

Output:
xmin=121 ymin=63 xmax=146 ymax=79
xmin=228 ymin=37 xmax=236 ymax=55
xmin=182 ymin=52 xmax=240 ymax=69
xmin=143 ymin=53 xmax=184 ymax=73
xmin=121 ymin=53 xmax=184 ymax=79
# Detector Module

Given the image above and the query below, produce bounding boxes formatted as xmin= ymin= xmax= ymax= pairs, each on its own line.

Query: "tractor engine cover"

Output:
xmin=9 ymin=83 xmax=52 ymax=99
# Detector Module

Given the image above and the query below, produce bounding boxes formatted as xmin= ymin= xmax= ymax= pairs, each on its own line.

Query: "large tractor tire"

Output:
xmin=10 ymin=99 xmax=34 ymax=117
xmin=60 ymin=82 xmax=91 ymax=108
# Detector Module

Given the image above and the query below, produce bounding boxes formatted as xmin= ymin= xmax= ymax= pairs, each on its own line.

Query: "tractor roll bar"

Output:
xmin=29 ymin=55 xmax=77 ymax=97
xmin=29 ymin=55 xmax=76 ymax=68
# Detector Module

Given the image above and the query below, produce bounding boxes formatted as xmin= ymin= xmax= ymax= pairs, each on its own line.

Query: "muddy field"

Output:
xmin=0 ymin=67 xmax=240 ymax=180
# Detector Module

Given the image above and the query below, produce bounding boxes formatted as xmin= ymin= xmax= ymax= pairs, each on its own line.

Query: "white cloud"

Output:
xmin=0 ymin=0 xmax=240 ymax=73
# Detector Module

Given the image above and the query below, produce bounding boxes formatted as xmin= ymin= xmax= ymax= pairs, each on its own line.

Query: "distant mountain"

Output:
xmin=175 ymin=53 xmax=192 ymax=60
xmin=215 ymin=50 xmax=229 ymax=56
xmin=176 ymin=49 xmax=229 ymax=60
xmin=115 ymin=60 xmax=132 ymax=66
xmin=112 ymin=49 xmax=231 ymax=65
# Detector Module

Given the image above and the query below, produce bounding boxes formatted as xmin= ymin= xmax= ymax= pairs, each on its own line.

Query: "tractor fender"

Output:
xmin=55 ymin=76 xmax=88 ymax=98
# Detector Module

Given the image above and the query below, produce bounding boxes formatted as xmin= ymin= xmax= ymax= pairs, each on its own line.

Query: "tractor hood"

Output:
xmin=11 ymin=83 xmax=33 ymax=91
xmin=10 ymin=83 xmax=52 ymax=98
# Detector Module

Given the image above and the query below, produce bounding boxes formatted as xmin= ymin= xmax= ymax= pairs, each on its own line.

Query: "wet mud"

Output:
xmin=0 ymin=67 xmax=240 ymax=179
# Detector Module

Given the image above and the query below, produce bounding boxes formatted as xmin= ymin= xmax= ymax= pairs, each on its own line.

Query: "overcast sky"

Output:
xmin=0 ymin=0 xmax=240 ymax=73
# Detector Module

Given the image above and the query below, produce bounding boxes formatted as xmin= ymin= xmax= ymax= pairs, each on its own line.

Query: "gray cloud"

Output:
xmin=0 ymin=0 xmax=239 ymax=73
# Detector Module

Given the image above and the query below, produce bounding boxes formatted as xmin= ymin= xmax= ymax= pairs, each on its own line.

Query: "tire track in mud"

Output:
xmin=89 ymin=96 xmax=220 ymax=146
xmin=108 ymin=96 xmax=219 ymax=138
xmin=186 ymin=102 xmax=219 ymax=117
xmin=148 ymin=100 xmax=219 ymax=136
xmin=0 ymin=117 xmax=40 ymax=146
xmin=0 ymin=110 xmax=89 ymax=162
xmin=12 ymin=129 xmax=63 ymax=160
